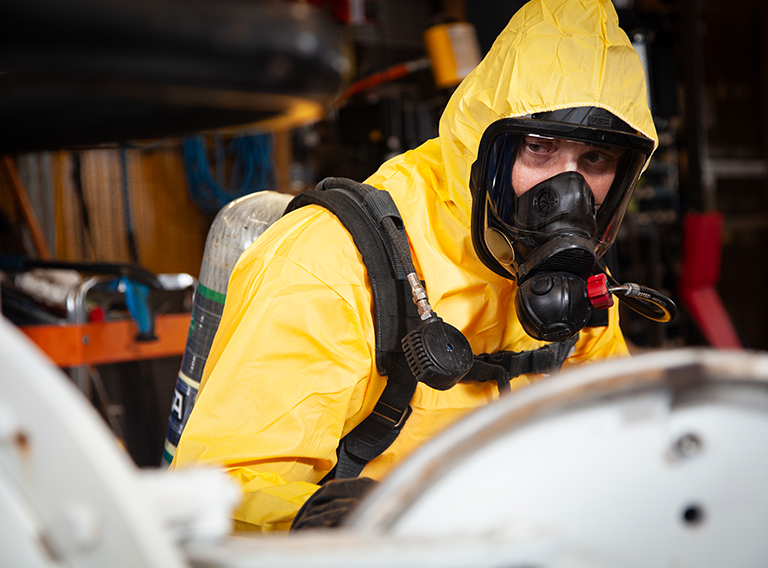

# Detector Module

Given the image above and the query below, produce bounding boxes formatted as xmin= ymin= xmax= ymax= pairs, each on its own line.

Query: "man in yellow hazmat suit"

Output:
xmin=172 ymin=0 xmax=658 ymax=531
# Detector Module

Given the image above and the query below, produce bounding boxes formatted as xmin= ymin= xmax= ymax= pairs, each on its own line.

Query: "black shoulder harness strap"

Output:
xmin=285 ymin=177 xmax=576 ymax=480
xmin=286 ymin=178 xmax=422 ymax=480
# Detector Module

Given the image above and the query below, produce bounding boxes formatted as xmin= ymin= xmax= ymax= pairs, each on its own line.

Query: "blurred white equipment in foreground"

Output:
xmin=2 ymin=315 xmax=768 ymax=567
xmin=0 ymin=316 xmax=240 ymax=568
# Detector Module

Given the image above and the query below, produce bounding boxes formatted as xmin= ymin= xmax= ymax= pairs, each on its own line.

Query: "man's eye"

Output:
xmin=526 ymin=142 xmax=551 ymax=153
xmin=585 ymin=152 xmax=612 ymax=164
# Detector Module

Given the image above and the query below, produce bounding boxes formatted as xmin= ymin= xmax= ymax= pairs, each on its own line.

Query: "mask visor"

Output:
xmin=470 ymin=117 xmax=654 ymax=281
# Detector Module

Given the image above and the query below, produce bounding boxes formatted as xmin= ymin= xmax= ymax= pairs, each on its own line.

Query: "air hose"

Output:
xmin=606 ymin=275 xmax=677 ymax=323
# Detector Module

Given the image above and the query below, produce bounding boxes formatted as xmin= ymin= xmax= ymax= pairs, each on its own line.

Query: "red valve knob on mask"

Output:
xmin=587 ymin=273 xmax=614 ymax=310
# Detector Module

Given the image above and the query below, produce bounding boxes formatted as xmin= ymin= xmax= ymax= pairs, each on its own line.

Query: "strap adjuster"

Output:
xmin=372 ymin=400 xmax=412 ymax=429
xmin=342 ymin=400 xmax=414 ymax=464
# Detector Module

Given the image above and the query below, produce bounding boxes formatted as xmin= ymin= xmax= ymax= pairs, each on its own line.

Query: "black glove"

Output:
xmin=290 ymin=477 xmax=379 ymax=531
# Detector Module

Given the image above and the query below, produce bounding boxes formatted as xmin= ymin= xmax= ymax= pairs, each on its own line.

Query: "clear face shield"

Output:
xmin=470 ymin=113 xmax=655 ymax=341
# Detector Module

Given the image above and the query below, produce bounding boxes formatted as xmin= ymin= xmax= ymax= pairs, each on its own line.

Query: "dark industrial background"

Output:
xmin=1 ymin=0 xmax=765 ymax=467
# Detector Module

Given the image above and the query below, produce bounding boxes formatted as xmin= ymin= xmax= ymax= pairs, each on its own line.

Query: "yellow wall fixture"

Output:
xmin=424 ymin=22 xmax=482 ymax=89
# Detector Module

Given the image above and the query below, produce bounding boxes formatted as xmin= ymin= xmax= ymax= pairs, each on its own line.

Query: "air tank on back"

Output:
xmin=162 ymin=190 xmax=293 ymax=467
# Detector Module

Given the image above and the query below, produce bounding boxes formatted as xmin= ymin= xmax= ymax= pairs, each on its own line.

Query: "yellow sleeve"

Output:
xmin=172 ymin=209 xmax=380 ymax=532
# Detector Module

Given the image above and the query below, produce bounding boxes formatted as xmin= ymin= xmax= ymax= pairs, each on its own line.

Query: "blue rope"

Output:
xmin=181 ymin=133 xmax=275 ymax=216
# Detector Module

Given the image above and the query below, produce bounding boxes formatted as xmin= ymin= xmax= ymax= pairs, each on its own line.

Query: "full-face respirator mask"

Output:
xmin=470 ymin=108 xmax=675 ymax=342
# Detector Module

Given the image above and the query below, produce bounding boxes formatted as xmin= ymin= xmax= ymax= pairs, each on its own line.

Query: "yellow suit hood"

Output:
xmin=435 ymin=0 xmax=658 ymax=225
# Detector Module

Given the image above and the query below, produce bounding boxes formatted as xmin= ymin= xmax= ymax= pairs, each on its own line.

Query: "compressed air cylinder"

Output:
xmin=163 ymin=190 xmax=293 ymax=467
xmin=423 ymin=21 xmax=482 ymax=90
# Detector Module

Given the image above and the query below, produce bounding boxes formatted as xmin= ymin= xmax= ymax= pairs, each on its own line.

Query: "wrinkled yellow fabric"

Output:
xmin=172 ymin=0 xmax=658 ymax=532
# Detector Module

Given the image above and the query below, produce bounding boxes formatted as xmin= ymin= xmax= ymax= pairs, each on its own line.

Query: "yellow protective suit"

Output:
xmin=172 ymin=0 xmax=658 ymax=532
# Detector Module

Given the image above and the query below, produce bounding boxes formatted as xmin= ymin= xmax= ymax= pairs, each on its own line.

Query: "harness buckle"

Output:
xmin=372 ymin=400 xmax=412 ymax=429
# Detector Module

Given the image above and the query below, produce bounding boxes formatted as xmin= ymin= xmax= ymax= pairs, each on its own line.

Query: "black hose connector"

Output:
xmin=402 ymin=315 xmax=473 ymax=390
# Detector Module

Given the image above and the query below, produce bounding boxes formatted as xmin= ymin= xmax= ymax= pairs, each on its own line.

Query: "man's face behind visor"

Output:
xmin=470 ymin=114 xmax=656 ymax=282
xmin=513 ymin=135 xmax=623 ymax=204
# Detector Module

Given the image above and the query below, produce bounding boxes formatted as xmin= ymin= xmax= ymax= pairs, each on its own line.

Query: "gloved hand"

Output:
xmin=290 ymin=477 xmax=379 ymax=531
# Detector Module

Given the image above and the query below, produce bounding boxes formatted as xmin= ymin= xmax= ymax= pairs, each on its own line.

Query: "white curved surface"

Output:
xmin=349 ymin=349 xmax=768 ymax=568
xmin=0 ymin=317 xmax=188 ymax=568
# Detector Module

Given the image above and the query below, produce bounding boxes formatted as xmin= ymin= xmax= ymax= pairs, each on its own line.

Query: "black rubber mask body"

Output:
xmin=511 ymin=172 xmax=598 ymax=342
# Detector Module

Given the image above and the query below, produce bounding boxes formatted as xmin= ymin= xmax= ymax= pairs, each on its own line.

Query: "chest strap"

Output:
xmin=463 ymin=333 xmax=579 ymax=393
